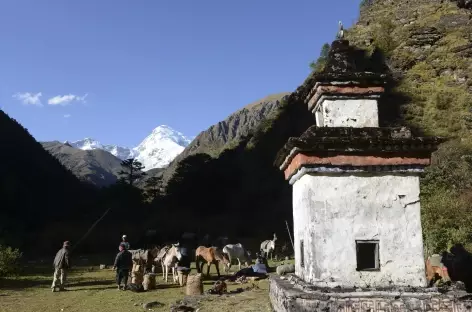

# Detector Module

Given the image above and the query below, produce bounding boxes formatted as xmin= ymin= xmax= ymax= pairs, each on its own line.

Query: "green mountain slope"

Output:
xmin=348 ymin=0 xmax=472 ymax=137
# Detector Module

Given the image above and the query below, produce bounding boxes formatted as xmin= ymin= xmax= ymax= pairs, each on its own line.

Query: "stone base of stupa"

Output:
xmin=269 ymin=275 xmax=472 ymax=312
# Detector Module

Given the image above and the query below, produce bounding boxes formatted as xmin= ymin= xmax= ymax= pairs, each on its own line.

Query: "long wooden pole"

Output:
xmin=70 ymin=207 xmax=112 ymax=253
xmin=285 ymin=220 xmax=295 ymax=252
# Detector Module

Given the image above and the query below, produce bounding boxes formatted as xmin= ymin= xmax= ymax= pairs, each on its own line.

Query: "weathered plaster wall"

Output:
xmin=292 ymin=173 xmax=426 ymax=288
xmin=269 ymin=275 xmax=472 ymax=312
xmin=319 ymin=98 xmax=380 ymax=127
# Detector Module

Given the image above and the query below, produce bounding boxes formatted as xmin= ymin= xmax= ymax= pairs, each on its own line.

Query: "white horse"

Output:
xmin=161 ymin=244 xmax=182 ymax=283
xmin=260 ymin=233 xmax=277 ymax=260
xmin=222 ymin=243 xmax=252 ymax=272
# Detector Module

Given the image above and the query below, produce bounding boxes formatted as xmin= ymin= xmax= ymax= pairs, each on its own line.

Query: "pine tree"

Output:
xmin=144 ymin=176 xmax=163 ymax=201
xmin=309 ymin=43 xmax=331 ymax=72
xmin=118 ymin=158 xmax=146 ymax=186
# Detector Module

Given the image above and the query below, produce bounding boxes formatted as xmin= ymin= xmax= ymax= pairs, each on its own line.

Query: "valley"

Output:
xmin=1 ymin=1 xmax=472 ymax=311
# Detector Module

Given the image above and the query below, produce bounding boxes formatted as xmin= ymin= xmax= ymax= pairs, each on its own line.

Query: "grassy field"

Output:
xmin=0 ymin=258 xmax=289 ymax=312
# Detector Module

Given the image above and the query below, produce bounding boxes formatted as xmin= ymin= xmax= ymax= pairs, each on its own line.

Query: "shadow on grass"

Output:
xmin=69 ymin=279 xmax=115 ymax=287
xmin=0 ymin=273 xmax=113 ymax=291
xmin=0 ymin=277 xmax=52 ymax=290
xmin=67 ymin=286 xmax=118 ymax=291
xmin=201 ymin=275 xmax=233 ymax=286
xmin=155 ymin=284 xmax=181 ymax=290
xmin=17 ymin=266 xmax=54 ymax=278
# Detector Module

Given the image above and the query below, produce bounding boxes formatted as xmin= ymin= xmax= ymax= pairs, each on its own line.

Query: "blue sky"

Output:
xmin=0 ymin=0 xmax=361 ymax=147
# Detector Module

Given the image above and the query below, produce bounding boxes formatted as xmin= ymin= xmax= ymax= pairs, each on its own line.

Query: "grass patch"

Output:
xmin=0 ymin=258 xmax=290 ymax=312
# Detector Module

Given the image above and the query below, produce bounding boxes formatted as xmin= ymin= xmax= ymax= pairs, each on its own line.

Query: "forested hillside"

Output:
xmin=0 ymin=110 xmax=98 ymax=252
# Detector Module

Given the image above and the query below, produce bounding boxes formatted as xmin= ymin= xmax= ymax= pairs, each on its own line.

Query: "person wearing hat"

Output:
xmin=120 ymin=234 xmax=130 ymax=250
xmin=51 ymin=241 xmax=71 ymax=292
xmin=113 ymin=242 xmax=133 ymax=290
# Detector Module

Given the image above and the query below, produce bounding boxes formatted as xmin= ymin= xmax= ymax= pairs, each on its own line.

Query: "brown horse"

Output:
xmin=195 ymin=246 xmax=230 ymax=278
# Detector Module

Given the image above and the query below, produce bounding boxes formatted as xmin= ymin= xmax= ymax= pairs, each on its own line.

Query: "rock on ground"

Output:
xmin=142 ymin=301 xmax=164 ymax=309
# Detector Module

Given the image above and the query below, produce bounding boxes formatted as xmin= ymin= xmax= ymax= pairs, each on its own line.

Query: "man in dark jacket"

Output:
xmin=113 ymin=243 xmax=133 ymax=290
xmin=175 ymin=247 xmax=191 ymax=286
xmin=51 ymin=241 xmax=71 ymax=292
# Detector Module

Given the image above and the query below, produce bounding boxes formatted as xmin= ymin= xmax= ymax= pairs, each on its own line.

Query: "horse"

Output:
xmin=161 ymin=244 xmax=183 ymax=283
xmin=155 ymin=245 xmax=170 ymax=263
xmin=195 ymin=246 xmax=230 ymax=278
xmin=152 ymin=245 xmax=169 ymax=273
xmin=129 ymin=246 xmax=160 ymax=273
xmin=222 ymin=243 xmax=252 ymax=273
xmin=260 ymin=233 xmax=277 ymax=260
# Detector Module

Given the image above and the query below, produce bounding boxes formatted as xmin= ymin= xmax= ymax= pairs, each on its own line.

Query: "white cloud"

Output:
xmin=12 ymin=92 xmax=43 ymax=106
xmin=64 ymin=114 xmax=71 ymax=118
xmin=48 ymin=93 xmax=88 ymax=106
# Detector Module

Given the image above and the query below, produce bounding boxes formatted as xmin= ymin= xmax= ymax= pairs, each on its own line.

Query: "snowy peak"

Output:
xmin=70 ymin=138 xmax=104 ymax=150
xmin=69 ymin=138 xmax=135 ymax=160
xmin=68 ymin=125 xmax=191 ymax=171
xmin=134 ymin=125 xmax=192 ymax=171
xmin=148 ymin=125 xmax=192 ymax=146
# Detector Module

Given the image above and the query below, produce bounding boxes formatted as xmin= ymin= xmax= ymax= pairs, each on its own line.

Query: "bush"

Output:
xmin=421 ymin=140 xmax=472 ymax=254
xmin=0 ymin=244 xmax=22 ymax=277
xmin=360 ymin=0 xmax=374 ymax=8
xmin=422 ymin=190 xmax=472 ymax=254
xmin=372 ymin=19 xmax=397 ymax=58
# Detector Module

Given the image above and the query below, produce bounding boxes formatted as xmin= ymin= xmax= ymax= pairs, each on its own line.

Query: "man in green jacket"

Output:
xmin=51 ymin=241 xmax=71 ymax=292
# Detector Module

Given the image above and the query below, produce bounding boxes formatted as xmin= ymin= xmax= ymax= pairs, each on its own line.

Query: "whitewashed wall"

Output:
xmin=292 ymin=173 xmax=427 ymax=288
xmin=318 ymin=99 xmax=380 ymax=127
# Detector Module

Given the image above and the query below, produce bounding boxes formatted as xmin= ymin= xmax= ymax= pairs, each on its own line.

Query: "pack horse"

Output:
xmin=154 ymin=244 xmax=183 ymax=283
xmin=260 ymin=233 xmax=277 ymax=260
xmin=195 ymin=246 xmax=230 ymax=278
xmin=222 ymin=243 xmax=252 ymax=272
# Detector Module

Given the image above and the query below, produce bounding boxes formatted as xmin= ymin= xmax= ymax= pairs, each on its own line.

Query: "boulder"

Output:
xmin=276 ymin=263 xmax=295 ymax=276
xmin=142 ymin=301 xmax=164 ymax=309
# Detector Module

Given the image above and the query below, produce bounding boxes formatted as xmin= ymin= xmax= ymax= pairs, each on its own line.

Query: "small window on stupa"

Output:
xmin=356 ymin=240 xmax=380 ymax=271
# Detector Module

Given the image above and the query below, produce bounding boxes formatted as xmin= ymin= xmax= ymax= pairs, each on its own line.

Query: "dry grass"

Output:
xmin=0 ymin=259 xmax=289 ymax=312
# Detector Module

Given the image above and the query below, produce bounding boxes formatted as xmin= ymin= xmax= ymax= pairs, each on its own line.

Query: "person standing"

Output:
xmin=120 ymin=234 xmax=130 ymax=250
xmin=51 ymin=241 xmax=71 ymax=292
xmin=113 ymin=243 xmax=133 ymax=290
xmin=175 ymin=246 xmax=191 ymax=286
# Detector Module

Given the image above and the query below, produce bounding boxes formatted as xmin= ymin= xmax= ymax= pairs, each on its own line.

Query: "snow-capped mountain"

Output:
xmin=67 ymin=138 xmax=137 ymax=160
xmin=134 ymin=125 xmax=192 ymax=171
xmin=67 ymin=125 xmax=192 ymax=171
